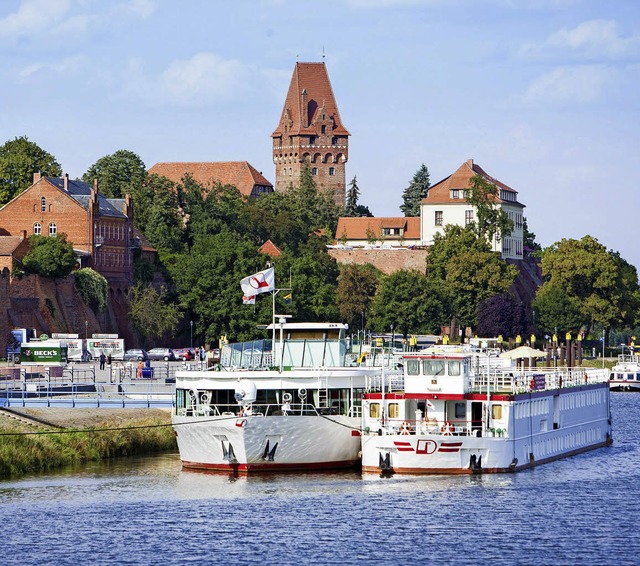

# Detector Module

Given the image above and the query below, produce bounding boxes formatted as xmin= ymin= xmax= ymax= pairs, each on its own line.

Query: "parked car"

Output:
xmin=174 ymin=348 xmax=195 ymax=361
xmin=147 ymin=347 xmax=176 ymax=361
xmin=123 ymin=349 xmax=148 ymax=361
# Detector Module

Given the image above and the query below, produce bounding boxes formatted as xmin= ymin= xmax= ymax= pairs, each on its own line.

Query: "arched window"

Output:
xmin=41 ymin=197 xmax=46 ymax=212
xmin=49 ymin=223 xmax=57 ymax=236
xmin=33 ymin=223 xmax=41 ymax=235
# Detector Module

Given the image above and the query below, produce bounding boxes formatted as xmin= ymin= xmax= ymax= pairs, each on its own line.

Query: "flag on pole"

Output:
xmin=283 ymin=293 xmax=292 ymax=304
xmin=240 ymin=267 xmax=275 ymax=296
xmin=242 ymin=295 xmax=256 ymax=305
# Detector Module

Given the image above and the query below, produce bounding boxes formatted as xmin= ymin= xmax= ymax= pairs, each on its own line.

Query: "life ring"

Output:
xmin=400 ymin=421 xmax=412 ymax=435
xmin=282 ymin=392 xmax=292 ymax=403
xmin=440 ymin=422 xmax=452 ymax=436
xmin=200 ymin=391 xmax=211 ymax=404
xmin=529 ymin=378 xmax=535 ymax=390
xmin=298 ymin=388 xmax=307 ymax=400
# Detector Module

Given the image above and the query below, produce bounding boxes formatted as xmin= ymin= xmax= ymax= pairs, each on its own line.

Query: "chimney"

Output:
xmin=33 ymin=172 xmax=41 ymax=183
xmin=94 ymin=178 xmax=98 ymax=192
xmin=466 ymin=159 xmax=474 ymax=168
xmin=21 ymin=230 xmax=27 ymax=240
xmin=301 ymin=88 xmax=308 ymax=128
xmin=63 ymin=173 xmax=69 ymax=191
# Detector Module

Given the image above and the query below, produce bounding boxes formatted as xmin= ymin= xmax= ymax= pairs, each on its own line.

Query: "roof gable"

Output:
xmin=43 ymin=177 xmax=127 ymax=218
xmin=148 ymin=161 xmax=273 ymax=197
xmin=423 ymin=159 xmax=523 ymax=207
xmin=272 ymin=62 xmax=350 ymax=137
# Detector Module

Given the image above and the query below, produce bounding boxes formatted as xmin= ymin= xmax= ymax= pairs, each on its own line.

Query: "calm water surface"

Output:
xmin=1 ymin=394 xmax=639 ymax=565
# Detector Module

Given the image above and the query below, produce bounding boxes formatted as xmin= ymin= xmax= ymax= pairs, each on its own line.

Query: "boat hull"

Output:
xmin=173 ymin=414 xmax=361 ymax=472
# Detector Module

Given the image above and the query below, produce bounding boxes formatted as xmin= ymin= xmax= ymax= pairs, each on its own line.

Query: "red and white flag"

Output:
xmin=242 ymin=295 xmax=256 ymax=305
xmin=240 ymin=267 xmax=275 ymax=296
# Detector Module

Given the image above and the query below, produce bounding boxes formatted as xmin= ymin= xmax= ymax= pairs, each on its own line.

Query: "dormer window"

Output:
xmin=41 ymin=196 xmax=46 ymax=212
xmin=451 ymin=189 xmax=460 ymax=199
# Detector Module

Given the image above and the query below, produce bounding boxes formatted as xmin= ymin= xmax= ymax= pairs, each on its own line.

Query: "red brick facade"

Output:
xmin=272 ymin=62 xmax=349 ymax=207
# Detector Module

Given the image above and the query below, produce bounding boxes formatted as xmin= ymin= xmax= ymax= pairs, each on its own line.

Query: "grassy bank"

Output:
xmin=0 ymin=413 xmax=177 ymax=478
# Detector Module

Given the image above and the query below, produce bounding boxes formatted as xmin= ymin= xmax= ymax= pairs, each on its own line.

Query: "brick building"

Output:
xmin=272 ymin=62 xmax=350 ymax=207
xmin=0 ymin=174 xmax=135 ymax=340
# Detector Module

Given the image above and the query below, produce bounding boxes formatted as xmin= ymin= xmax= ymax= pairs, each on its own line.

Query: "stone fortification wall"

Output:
xmin=328 ymin=248 xmax=428 ymax=275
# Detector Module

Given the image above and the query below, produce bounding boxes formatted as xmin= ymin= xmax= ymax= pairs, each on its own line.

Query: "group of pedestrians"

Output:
xmin=98 ymin=352 xmax=111 ymax=370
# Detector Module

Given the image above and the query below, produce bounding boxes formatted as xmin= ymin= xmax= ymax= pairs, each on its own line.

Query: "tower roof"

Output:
xmin=272 ymin=62 xmax=350 ymax=137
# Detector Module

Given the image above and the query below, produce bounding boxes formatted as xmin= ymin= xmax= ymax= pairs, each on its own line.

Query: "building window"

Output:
xmin=321 ymin=125 xmax=326 ymax=134
xmin=465 ymin=210 xmax=474 ymax=225
xmin=33 ymin=223 xmax=41 ymax=235
xmin=451 ymin=189 xmax=459 ymax=199
xmin=41 ymin=197 xmax=46 ymax=212
xmin=329 ymin=167 xmax=335 ymax=176
xmin=309 ymin=136 xmax=316 ymax=145
xmin=49 ymin=223 xmax=57 ymax=236
xmin=435 ymin=211 xmax=443 ymax=226
xmin=311 ymin=167 xmax=318 ymax=175
xmin=332 ymin=136 xmax=338 ymax=145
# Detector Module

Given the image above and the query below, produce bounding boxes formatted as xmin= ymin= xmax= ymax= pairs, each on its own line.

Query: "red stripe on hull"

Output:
xmin=362 ymin=440 xmax=611 ymax=475
xmin=181 ymin=459 xmax=360 ymax=473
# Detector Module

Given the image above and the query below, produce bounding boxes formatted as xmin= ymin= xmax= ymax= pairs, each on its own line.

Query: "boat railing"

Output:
xmin=368 ymin=417 xmax=498 ymax=438
xmin=177 ymin=402 xmax=344 ymax=418
xmin=366 ymin=372 xmax=405 ymax=393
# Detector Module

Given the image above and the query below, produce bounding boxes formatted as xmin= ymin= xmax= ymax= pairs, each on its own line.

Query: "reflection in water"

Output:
xmin=0 ymin=395 xmax=638 ymax=565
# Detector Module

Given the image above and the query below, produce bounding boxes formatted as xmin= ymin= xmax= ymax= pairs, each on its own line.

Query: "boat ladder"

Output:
xmin=318 ymin=372 xmax=329 ymax=408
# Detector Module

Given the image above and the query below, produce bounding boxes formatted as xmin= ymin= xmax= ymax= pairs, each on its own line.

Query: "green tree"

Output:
xmin=0 ymin=136 xmax=62 ymax=205
xmin=523 ymin=217 xmax=541 ymax=253
xmin=345 ymin=176 xmax=360 ymax=216
xmin=128 ymin=284 xmax=182 ymax=343
xmin=82 ymin=149 xmax=146 ymax=198
xmin=535 ymin=236 xmax=640 ymax=333
xmin=400 ymin=164 xmax=430 ymax=217
xmin=336 ymin=264 xmax=382 ymax=330
xmin=532 ymin=284 xmax=585 ymax=337
xmin=369 ymin=270 xmax=447 ymax=336
xmin=426 ymin=225 xmax=518 ymax=328
xmin=143 ymin=175 xmax=184 ymax=254
xmin=22 ymin=234 xmax=75 ymax=278
xmin=465 ymin=174 xmax=514 ymax=243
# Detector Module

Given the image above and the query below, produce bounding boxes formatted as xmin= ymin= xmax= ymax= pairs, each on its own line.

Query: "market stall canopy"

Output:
xmin=500 ymin=346 xmax=547 ymax=359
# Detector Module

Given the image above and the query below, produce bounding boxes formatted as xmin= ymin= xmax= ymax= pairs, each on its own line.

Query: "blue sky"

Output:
xmin=1 ymin=0 xmax=639 ymax=269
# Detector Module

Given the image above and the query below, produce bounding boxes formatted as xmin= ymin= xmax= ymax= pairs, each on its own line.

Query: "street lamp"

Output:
xmin=85 ymin=320 xmax=88 ymax=340
xmin=190 ymin=320 xmax=193 ymax=349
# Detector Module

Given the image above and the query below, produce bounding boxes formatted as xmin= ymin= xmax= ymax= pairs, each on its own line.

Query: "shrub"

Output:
xmin=74 ymin=268 xmax=108 ymax=312
xmin=22 ymin=234 xmax=75 ymax=278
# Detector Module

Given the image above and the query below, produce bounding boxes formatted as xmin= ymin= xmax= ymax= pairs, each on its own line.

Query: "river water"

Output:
xmin=1 ymin=394 xmax=638 ymax=565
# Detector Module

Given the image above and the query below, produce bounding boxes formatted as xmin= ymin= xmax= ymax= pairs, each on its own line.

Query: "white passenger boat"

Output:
xmin=172 ymin=322 xmax=390 ymax=472
xmin=609 ymin=353 xmax=640 ymax=391
xmin=361 ymin=347 xmax=612 ymax=474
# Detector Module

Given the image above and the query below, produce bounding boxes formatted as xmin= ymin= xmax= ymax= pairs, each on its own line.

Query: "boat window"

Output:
xmin=455 ymin=402 xmax=466 ymax=418
xmin=422 ymin=360 xmax=445 ymax=376
xmin=388 ymin=403 xmax=399 ymax=419
xmin=406 ymin=359 xmax=420 ymax=375
xmin=492 ymin=405 xmax=503 ymax=420
xmin=369 ymin=403 xmax=381 ymax=418
xmin=448 ymin=361 xmax=462 ymax=376
xmin=636 ymin=374 xmax=640 ymax=380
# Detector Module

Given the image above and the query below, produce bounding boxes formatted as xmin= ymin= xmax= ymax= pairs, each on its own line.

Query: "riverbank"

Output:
xmin=0 ymin=408 xmax=176 ymax=478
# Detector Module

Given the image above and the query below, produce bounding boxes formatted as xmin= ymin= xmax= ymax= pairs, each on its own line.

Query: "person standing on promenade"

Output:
xmin=99 ymin=352 xmax=106 ymax=370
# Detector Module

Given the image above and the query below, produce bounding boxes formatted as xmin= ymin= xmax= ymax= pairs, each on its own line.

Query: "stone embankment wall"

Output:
xmin=328 ymin=248 xmax=429 ymax=274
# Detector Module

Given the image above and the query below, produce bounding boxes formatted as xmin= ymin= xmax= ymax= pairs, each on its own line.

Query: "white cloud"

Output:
xmin=19 ymin=55 xmax=88 ymax=79
xmin=0 ymin=0 xmax=71 ymax=39
xmin=523 ymin=65 xmax=616 ymax=104
xmin=521 ymin=19 xmax=640 ymax=60
xmin=109 ymin=0 xmax=156 ymax=20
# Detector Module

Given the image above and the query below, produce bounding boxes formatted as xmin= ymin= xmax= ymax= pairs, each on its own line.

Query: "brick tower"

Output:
xmin=272 ymin=62 xmax=350 ymax=207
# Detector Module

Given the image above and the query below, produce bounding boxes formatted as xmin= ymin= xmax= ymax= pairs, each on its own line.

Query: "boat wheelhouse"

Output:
xmin=609 ymin=353 xmax=640 ymax=391
xmin=172 ymin=322 xmax=391 ymax=472
xmin=361 ymin=347 xmax=612 ymax=474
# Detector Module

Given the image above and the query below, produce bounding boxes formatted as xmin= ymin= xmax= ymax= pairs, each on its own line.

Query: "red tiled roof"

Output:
xmin=148 ymin=161 xmax=273 ymax=197
xmin=423 ymin=159 xmax=523 ymax=206
xmin=272 ymin=62 xmax=350 ymax=137
xmin=335 ymin=217 xmax=421 ymax=240
xmin=259 ymin=239 xmax=282 ymax=257
xmin=0 ymin=236 xmax=23 ymax=255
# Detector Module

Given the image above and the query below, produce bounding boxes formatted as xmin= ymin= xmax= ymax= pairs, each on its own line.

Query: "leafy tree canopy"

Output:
xmin=535 ymin=235 xmax=640 ymax=332
xmin=476 ymin=293 xmax=528 ymax=338
xmin=0 ymin=136 xmax=62 ymax=205
xmin=74 ymin=268 xmax=108 ymax=312
xmin=82 ymin=149 xmax=146 ymax=198
xmin=128 ymin=283 xmax=182 ymax=345
xmin=336 ymin=264 xmax=383 ymax=330
xmin=369 ymin=270 xmax=447 ymax=336
xmin=400 ymin=164 xmax=430 ymax=217
xmin=23 ymin=234 xmax=75 ymax=278
xmin=532 ymin=284 xmax=585 ymax=336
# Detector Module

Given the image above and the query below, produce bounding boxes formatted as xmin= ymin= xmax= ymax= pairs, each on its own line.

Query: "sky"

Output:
xmin=1 ymin=0 xmax=639 ymax=268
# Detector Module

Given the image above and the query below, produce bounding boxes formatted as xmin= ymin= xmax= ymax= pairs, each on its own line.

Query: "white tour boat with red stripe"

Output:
xmin=608 ymin=352 xmax=640 ymax=391
xmin=172 ymin=322 xmax=389 ymax=473
xmin=361 ymin=346 xmax=612 ymax=474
